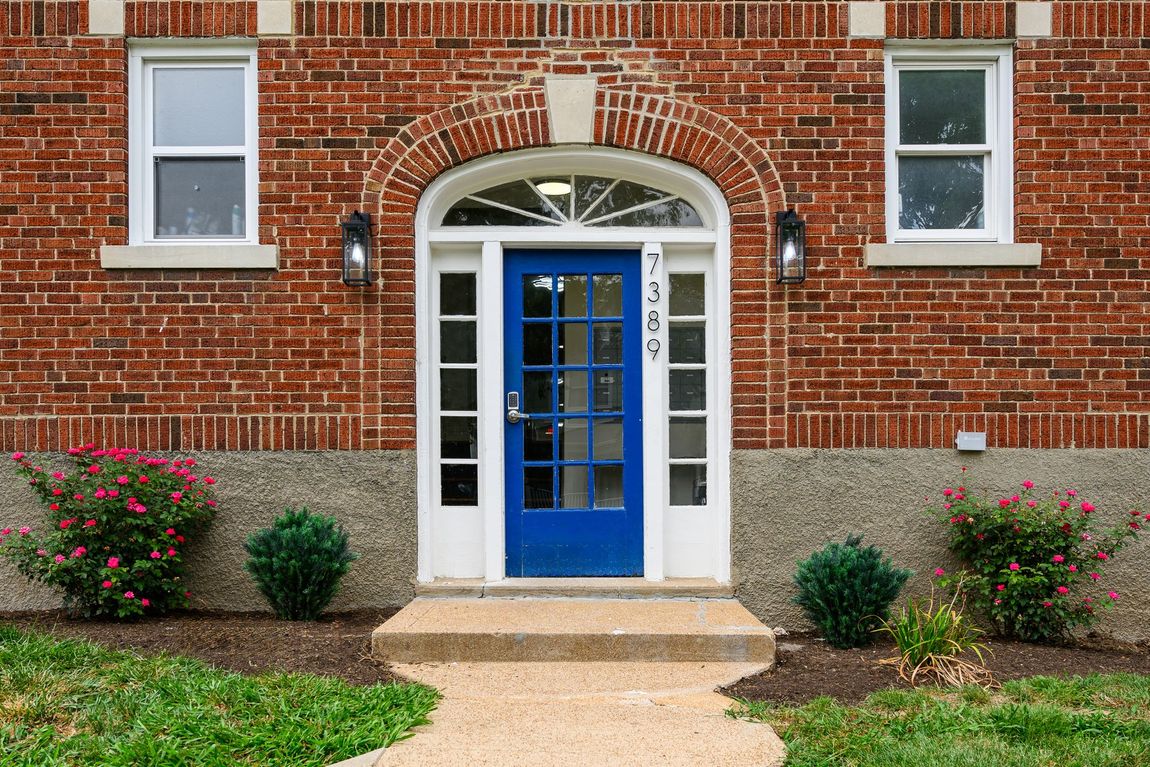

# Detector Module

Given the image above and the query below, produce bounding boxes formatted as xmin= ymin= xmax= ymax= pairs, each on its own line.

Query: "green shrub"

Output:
xmin=3 ymin=445 xmax=218 ymax=618
xmin=878 ymin=586 xmax=992 ymax=687
xmin=244 ymin=507 xmax=358 ymax=620
xmin=793 ymin=534 xmax=912 ymax=649
xmin=934 ymin=478 xmax=1144 ymax=642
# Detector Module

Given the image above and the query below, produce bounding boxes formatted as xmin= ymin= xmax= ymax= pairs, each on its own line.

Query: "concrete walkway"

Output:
xmin=363 ymin=660 xmax=786 ymax=766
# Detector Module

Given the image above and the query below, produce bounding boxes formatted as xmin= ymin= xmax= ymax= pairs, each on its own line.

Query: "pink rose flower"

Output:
xmin=1068 ymin=565 xmax=1078 ymax=572
xmin=1059 ymin=501 xmax=1070 ymax=509
xmin=36 ymin=549 xmax=47 ymax=556
xmin=52 ymin=471 xmax=65 ymax=480
xmin=138 ymin=475 xmax=149 ymax=484
xmin=934 ymin=567 xmax=945 ymax=577
xmin=1096 ymin=552 xmax=1109 ymax=560
xmin=1067 ymin=489 xmax=1077 ymax=497
xmin=124 ymin=591 xmax=135 ymax=599
xmin=52 ymin=488 xmax=62 ymax=496
xmin=87 ymin=465 xmax=101 ymax=474
xmin=72 ymin=494 xmax=84 ymax=501
xmin=18 ymin=526 xmax=30 ymax=535
xmin=116 ymin=475 xmax=129 ymax=485
xmin=994 ymin=598 xmax=1002 ymax=605
xmin=1057 ymin=586 xmax=1069 ymax=595
xmin=1081 ymin=501 xmax=1095 ymax=513
xmin=1009 ymin=563 xmax=1020 ymax=571
xmin=942 ymin=488 xmax=954 ymax=497
xmin=54 ymin=554 xmax=65 ymax=563
xmin=85 ymin=519 xmax=96 ymax=527
xmin=0 ymin=528 xmax=8 ymax=536
xmin=170 ymin=492 xmax=183 ymax=503
xmin=204 ymin=476 xmax=215 ymax=485
xmin=94 ymin=488 xmax=107 ymax=499
xmin=165 ymin=528 xmax=176 ymax=535
xmin=1089 ymin=572 xmax=1101 ymax=581
xmin=1052 ymin=554 xmax=1065 ymax=563
xmin=11 ymin=452 xmax=25 ymax=460
xmin=1108 ymin=592 xmax=1119 ymax=600
xmin=167 ymin=548 xmax=177 ymax=557
xmin=996 ymin=584 xmax=1006 ymax=591
xmin=141 ymin=598 xmax=150 ymax=607
xmin=102 ymin=580 xmax=112 ymax=588
xmin=1022 ymin=480 xmax=1034 ymax=489
xmin=1027 ymin=500 xmax=1037 ymax=508
xmin=150 ymin=551 xmax=161 ymax=559
xmin=71 ymin=547 xmax=86 ymax=558
xmin=1042 ymin=601 xmax=1052 ymax=608
xmin=107 ymin=557 xmax=119 ymax=569
xmin=998 ymin=499 xmax=1010 ymax=509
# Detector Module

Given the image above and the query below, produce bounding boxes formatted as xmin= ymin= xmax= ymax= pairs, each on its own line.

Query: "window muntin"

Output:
xmin=885 ymin=48 xmax=1013 ymax=244
xmin=437 ymin=272 xmax=480 ymax=507
xmin=442 ymin=176 xmax=703 ymax=228
xmin=667 ymin=272 xmax=708 ymax=507
xmin=130 ymin=43 xmax=259 ymax=245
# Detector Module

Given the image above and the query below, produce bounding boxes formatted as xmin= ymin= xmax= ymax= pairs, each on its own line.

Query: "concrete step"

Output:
xmin=415 ymin=577 xmax=734 ymax=599
xmin=371 ymin=597 xmax=775 ymax=664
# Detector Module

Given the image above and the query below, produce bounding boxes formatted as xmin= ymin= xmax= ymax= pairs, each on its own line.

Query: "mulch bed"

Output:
xmin=724 ymin=632 xmax=1150 ymax=706
xmin=1 ymin=609 xmax=401 ymax=686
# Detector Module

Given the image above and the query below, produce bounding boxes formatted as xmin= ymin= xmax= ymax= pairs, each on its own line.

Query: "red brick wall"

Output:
xmin=1 ymin=1 xmax=1147 ymax=452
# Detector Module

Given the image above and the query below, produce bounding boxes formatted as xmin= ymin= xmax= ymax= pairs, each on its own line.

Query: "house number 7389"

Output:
xmin=646 ymin=250 xmax=661 ymax=359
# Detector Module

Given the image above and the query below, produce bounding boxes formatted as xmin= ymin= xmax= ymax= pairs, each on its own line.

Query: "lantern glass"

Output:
xmin=775 ymin=210 xmax=806 ymax=284
xmin=341 ymin=211 xmax=373 ymax=286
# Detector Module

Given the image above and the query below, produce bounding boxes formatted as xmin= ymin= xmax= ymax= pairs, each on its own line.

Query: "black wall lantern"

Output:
xmin=775 ymin=209 xmax=806 ymax=284
xmin=341 ymin=211 xmax=373 ymax=287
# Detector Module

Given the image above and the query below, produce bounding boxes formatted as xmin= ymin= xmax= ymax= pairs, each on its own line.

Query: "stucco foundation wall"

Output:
xmin=0 ymin=451 xmax=417 ymax=613
xmin=733 ymin=449 xmax=1150 ymax=642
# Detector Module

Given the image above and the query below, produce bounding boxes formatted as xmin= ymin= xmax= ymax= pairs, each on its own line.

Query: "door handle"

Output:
xmin=506 ymin=392 xmax=530 ymax=424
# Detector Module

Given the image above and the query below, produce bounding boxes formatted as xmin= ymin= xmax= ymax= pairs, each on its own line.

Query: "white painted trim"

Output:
xmin=100 ymin=244 xmax=278 ymax=269
xmin=865 ymin=242 xmax=1042 ymax=267
xmin=414 ymin=147 xmax=732 ymax=585
xmin=884 ymin=45 xmax=1014 ymax=246
xmin=480 ymin=241 xmax=506 ymax=581
xmin=128 ymin=40 xmax=260 ymax=248
xmin=641 ymin=242 xmax=667 ymax=581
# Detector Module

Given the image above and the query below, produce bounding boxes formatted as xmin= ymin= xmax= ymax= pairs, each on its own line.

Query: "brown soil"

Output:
xmin=1 ymin=609 xmax=401 ymax=686
xmin=724 ymin=632 xmax=1150 ymax=706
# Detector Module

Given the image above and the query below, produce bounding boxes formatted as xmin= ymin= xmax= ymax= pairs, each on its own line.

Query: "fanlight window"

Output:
xmin=442 ymin=175 xmax=703 ymax=228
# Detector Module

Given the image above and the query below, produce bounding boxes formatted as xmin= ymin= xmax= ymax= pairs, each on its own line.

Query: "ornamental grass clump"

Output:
xmin=878 ymin=586 xmax=994 ymax=688
xmin=934 ymin=478 xmax=1145 ymax=643
xmin=793 ymin=534 xmax=913 ymax=649
xmin=244 ymin=507 xmax=358 ymax=621
xmin=2 ymin=445 xmax=218 ymax=618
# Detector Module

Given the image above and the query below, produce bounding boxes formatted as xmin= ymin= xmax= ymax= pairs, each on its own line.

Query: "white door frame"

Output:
xmin=413 ymin=147 xmax=731 ymax=583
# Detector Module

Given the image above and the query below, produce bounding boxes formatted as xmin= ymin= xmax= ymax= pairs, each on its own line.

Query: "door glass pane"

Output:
xmin=669 ymin=416 xmax=707 ymax=459
xmin=440 ymin=321 xmax=476 ymax=363
xmin=669 ymin=322 xmax=706 ymax=364
xmin=440 ymin=416 xmax=477 ymax=459
xmin=524 ymin=467 xmax=554 ymax=509
xmin=558 ymin=274 xmax=587 ymax=317
xmin=440 ymin=369 xmax=477 ymax=411
xmin=440 ymin=274 xmax=476 ymax=315
xmin=592 ymin=323 xmax=622 ymax=363
xmin=558 ymin=324 xmax=588 ymax=365
xmin=153 ymin=67 xmax=245 ymax=146
xmin=669 ymin=274 xmax=705 ymax=316
xmin=441 ymin=464 xmax=478 ymax=506
xmin=558 ymin=418 xmax=588 ymax=460
xmin=594 ymin=465 xmax=624 ymax=509
xmin=525 ymin=419 xmax=554 ymax=462
xmin=898 ymin=155 xmax=985 ymax=230
xmin=523 ymin=371 xmax=552 ymax=413
xmin=523 ymin=324 xmax=552 ymax=365
xmin=559 ymin=465 xmax=590 ymax=509
xmin=669 ymin=369 xmax=706 ymax=411
xmin=154 ymin=158 xmax=245 ymax=238
xmin=593 ymin=370 xmax=623 ymax=412
xmin=593 ymin=417 xmax=623 ymax=461
xmin=590 ymin=180 xmax=668 ymax=218
xmin=523 ymin=275 xmax=553 ymax=318
xmin=899 ymin=70 xmax=985 ymax=145
xmin=443 ymin=201 xmax=556 ymax=227
xmin=592 ymin=274 xmax=623 ymax=316
xmin=559 ymin=371 xmax=588 ymax=412
xmin=670 ymin=465 xmax=707 ymax=506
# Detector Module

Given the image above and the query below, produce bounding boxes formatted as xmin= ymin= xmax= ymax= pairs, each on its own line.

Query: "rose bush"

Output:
xmin=933 ymin=477 xmax=1144 ymax=642
xmin=1 ymin=444 xmax=218 ymax=618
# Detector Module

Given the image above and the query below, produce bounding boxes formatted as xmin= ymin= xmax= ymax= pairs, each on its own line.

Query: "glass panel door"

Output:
xmin=503 ymin=250 xmax=643 ymax=576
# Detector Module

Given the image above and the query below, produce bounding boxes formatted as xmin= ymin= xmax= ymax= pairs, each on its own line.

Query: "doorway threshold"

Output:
xmin=415 ymin=577 xmax=733 ymax=599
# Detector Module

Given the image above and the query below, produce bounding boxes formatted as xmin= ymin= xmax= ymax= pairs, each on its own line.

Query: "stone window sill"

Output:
xmin=100 ymin=244 xmax=279 ymax=270
xmin=864 ymin=242 xmax=1042 ymax=268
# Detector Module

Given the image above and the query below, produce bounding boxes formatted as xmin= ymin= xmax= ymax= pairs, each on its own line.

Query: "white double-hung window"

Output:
xmin=887 ymin=46 xmax=1010 ymax=241
xmin=869 ymin=45 xmax=1038 ymax=267
xmin=105 ymin=41 xmax=274 ymax=268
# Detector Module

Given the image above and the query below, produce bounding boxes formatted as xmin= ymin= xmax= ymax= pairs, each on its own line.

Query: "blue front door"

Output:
xmin=504 ymin=249 xmax=644 ymax=576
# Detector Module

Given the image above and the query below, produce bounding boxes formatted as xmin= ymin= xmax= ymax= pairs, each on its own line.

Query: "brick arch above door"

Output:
xmin=359 ymin=86 xmax=791 ymax=451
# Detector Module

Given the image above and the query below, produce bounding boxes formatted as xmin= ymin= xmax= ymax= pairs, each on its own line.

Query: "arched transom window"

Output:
xmin=442 ymin=175 xmax=704 ymax=228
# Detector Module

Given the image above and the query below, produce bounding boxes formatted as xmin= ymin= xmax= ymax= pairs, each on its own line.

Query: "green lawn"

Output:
xmin=0 ymin=626 xmax=439 ymax=767
xmin=731 ymin=674 xmax=1150 ymax=767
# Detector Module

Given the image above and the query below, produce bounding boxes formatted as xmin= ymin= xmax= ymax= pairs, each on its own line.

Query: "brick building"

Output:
xmin=1 ymin=0 xmax=1147 ymax=636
